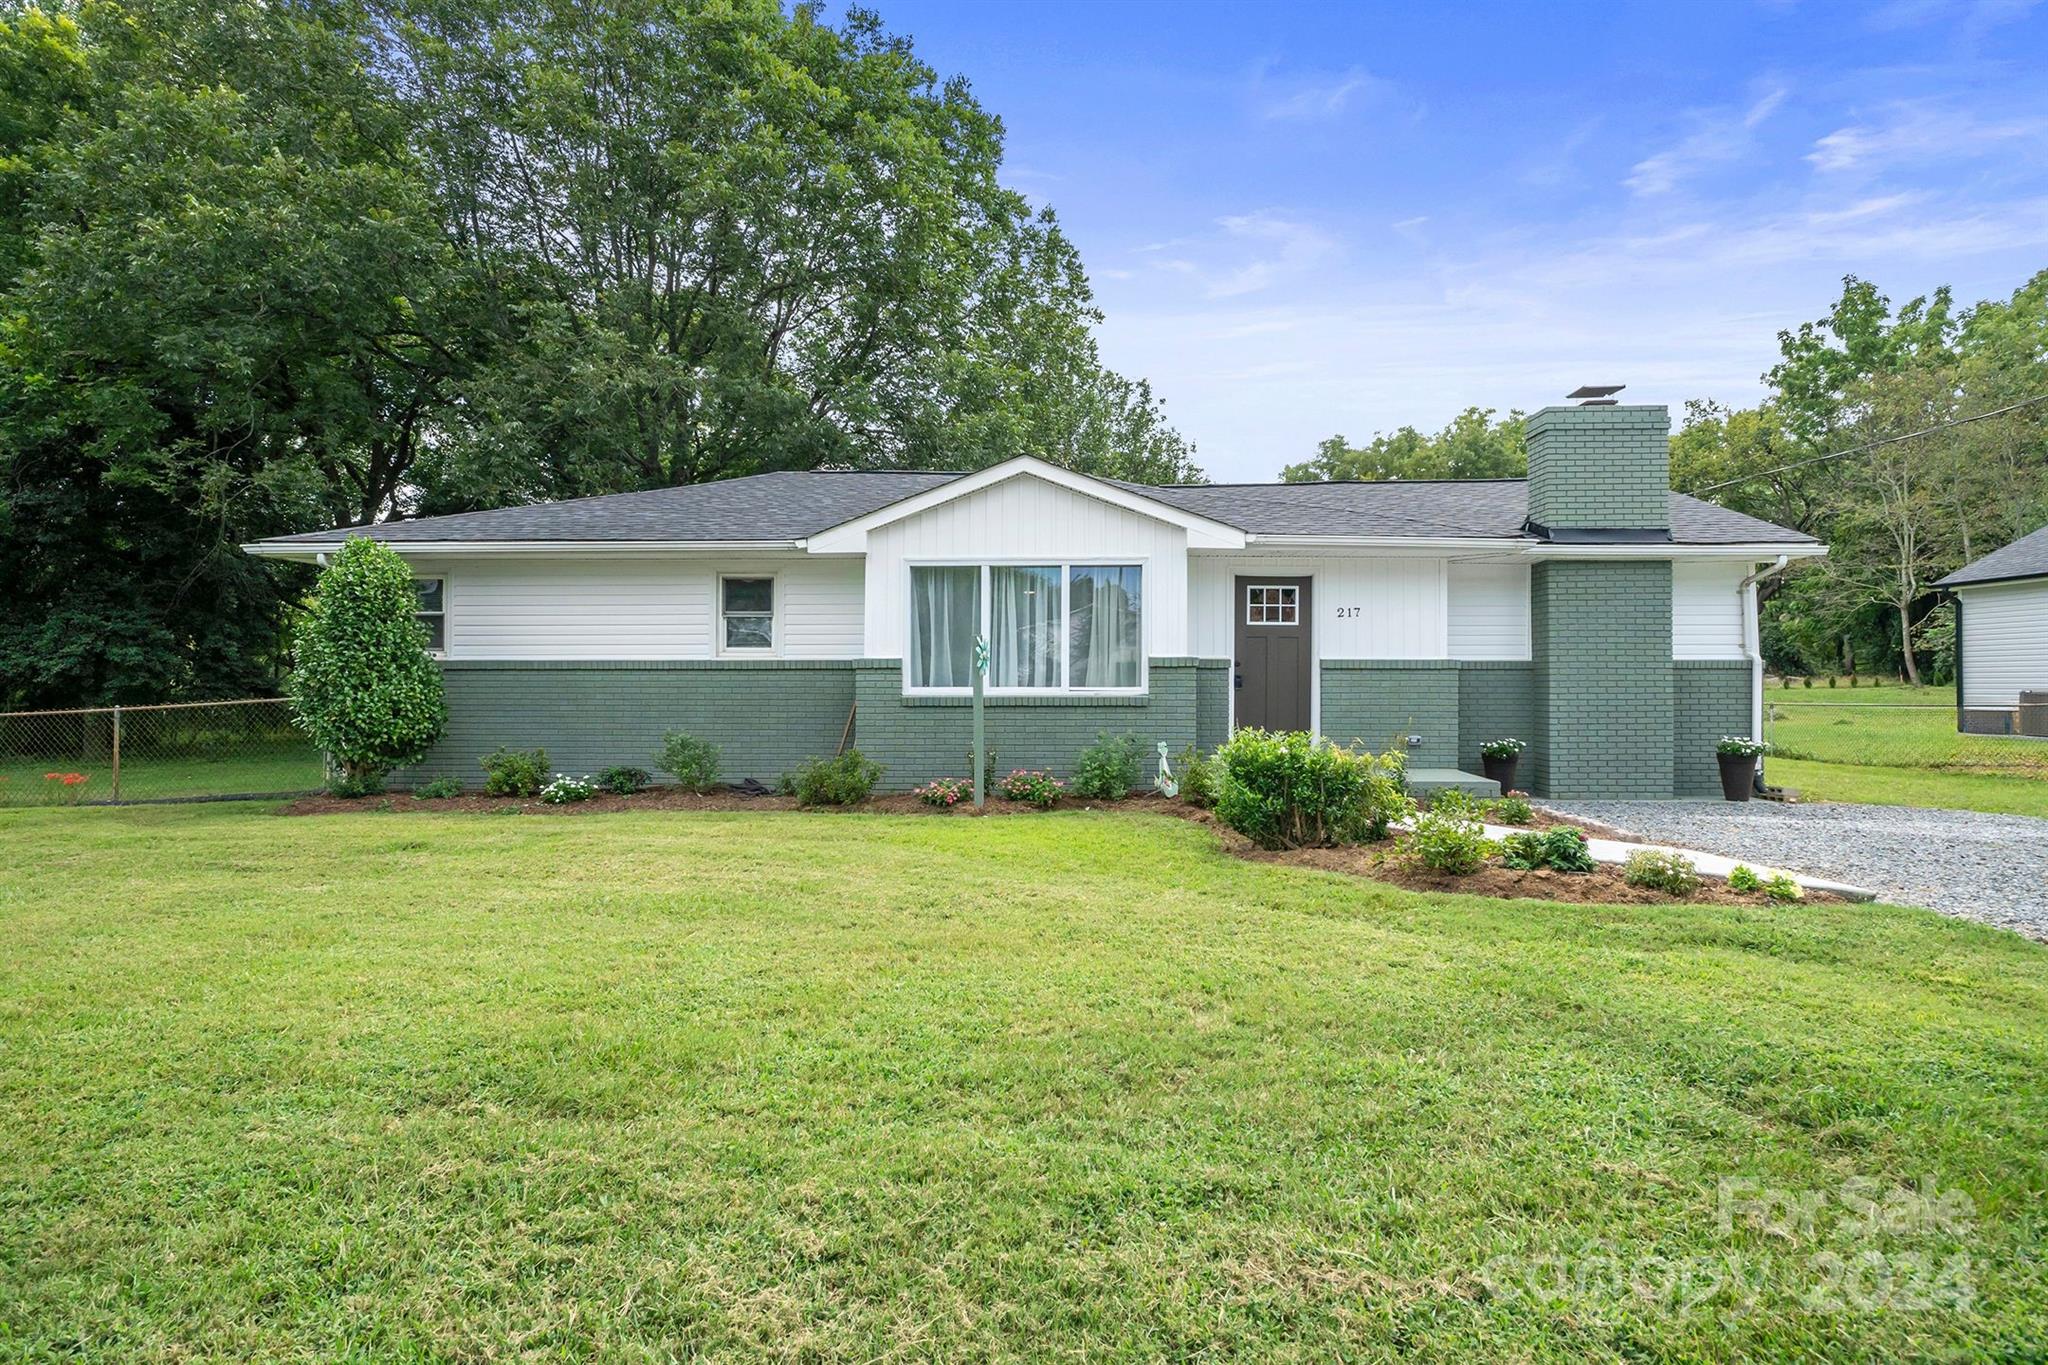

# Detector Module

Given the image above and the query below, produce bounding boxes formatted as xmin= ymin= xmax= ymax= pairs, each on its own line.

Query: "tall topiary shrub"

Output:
xmin=287 ymin=539 xmax=447 ymax=787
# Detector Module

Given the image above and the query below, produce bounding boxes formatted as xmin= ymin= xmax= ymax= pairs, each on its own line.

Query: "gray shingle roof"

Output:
xmin=259 ymin=470 xmax=960 ymax=545
xmin=254 ymin=468 xmax=1815 ymax=547
xmin=1937 ymin=524 xmax=2048 ymax=587
xmin=1120 ymin=479 xmax=1816 ymax=545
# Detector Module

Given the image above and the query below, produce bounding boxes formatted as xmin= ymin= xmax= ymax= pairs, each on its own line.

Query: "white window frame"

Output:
xmin=414 ymin=576 xmax=447 ymax=658
xmin=716 ymin=573 xmax=779 ymax=657
xmin=903 ymin=558 xmax=1148 ymax=697
xmin=1245 ymin=583 xmax=1299 ymax=626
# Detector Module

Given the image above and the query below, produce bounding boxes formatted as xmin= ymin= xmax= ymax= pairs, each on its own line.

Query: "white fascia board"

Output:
xmin=241 ymin=539 xmax=803 ymax=562
xmin=1240 ymin=535 xmax=1531 ymax=553
xmin=804 ymin=454 xmax=1246 ymax=553
xmin=1525 ymin=542 xmax=1828 ymax=562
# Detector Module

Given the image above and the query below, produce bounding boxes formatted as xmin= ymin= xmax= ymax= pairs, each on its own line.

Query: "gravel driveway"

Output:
xmin=1539 ymin=800 xmax=2048 ymax=938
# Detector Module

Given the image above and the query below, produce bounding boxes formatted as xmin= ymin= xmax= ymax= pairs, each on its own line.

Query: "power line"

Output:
xmin=1691 ymin=392 xmax=2048 ymax=495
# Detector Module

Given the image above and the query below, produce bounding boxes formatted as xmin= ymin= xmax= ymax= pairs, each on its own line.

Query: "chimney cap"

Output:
xmin=1567 ymin=383 xmax=1625 ymax=405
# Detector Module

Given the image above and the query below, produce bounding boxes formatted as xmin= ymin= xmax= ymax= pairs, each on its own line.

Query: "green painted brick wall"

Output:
xmin=406 ymin=661 xmax=855 ymax=789
xmin=1526 ymin=405 xmax=1671 ymax=531
xmin=1675 ymin=660 xmax=1753 ymax=796
xmin=1318 ymin=661 xmax=1460 ymax=764
xmin=1456 ymin=662 xmax=1536 ymax=777
xmin=1532 ymin=560 xmax=1674 ymax=798
xmin=1194 ymin=660 xmax=1231 ymax=753
xmin=852 ymin=658 xmax=1202 ymax=791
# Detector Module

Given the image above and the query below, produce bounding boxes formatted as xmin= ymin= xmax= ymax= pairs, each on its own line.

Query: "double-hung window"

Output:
xmin=719 ymin=576 xmax=776 ymax=654
xmin=413 ymin=578 xmax=446 ymax=654
xmin=908 ymin=563 xmax=1143 ymax=693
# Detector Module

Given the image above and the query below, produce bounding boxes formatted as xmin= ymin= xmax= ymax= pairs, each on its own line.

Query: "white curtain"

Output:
xmin=990 ymin=566 xmax=1061 ymax=688
xmin=1069 ymin=565 xmax=1142 ymax=688
xmin=910 ymin=566 xmax=978 ymax=687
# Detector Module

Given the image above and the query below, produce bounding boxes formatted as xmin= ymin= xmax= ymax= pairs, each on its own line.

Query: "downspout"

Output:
xmin=1738 ymin=556 xmax=1791 ymax=790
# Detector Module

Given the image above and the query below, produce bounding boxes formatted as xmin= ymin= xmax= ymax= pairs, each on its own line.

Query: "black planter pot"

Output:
xmin=1482 ymin=754 xmax=1518 ymax=791
xmin=1717 ymin=752 xmax=1758 ymax=802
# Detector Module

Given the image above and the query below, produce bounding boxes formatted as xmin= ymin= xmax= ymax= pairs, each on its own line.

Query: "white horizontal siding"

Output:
xmin=1447 ymin=563 xmax=1530 ymax=660
xmin=409 ymin=553 xmax=862 ymax=660
xmin=864 ymin=473 xmax=1189 ymax=658
xmin=1188 ymin=554 xmax=1447 ymax=659
xmin=1960 ymin=580 xmax=2048 ymax=709
xmin=1672 ymin=561 xmax=1750 ymax=660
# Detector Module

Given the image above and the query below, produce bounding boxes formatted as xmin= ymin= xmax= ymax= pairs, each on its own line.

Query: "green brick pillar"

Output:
xmin=1531 ymin=560 xmax=1674 ymax=798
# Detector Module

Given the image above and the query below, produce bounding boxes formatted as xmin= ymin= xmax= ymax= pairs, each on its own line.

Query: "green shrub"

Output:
xmin=1480 ymin=793 xmax=1534 ymax=825
xmin=656 ymin=731 xmax=721 ymax=792
xmin=327 ymin=770 xmax=387 ymax=799
xmin=1499 ymin=826 xmax=1595 ymax=873
xmin=789 ymin=749 xmax=882 ymax=806
xmin=1213 ymin=729 xmax=1410 ymax=850
xmin=1407 ymin=800 xmax=1493 ymax=874
xmin=1728 ymin=864 xmax=1762 ymax=893
xmin=1623 ymin=848 xmax=1701 ymax=895
xmin=1802 ymin=676 xmax=1814 ymax=689
xmin=1174 ymin=745 xmax=1217 ymax=807
xmin=1072 ymin=730 xmax=1143 ymax=800
xmin=595 ymin=765 xmax=650 ymax=795
xmin=287 ymin=539 xmax=447 ymax=787
xmin=1826 ymin=675 xmax=1838 ymax=688
xmin=540 ymin=774 xmax=595 ymax=804
xmin=1762 ymin=873 xmax=1804 ymax=903
xmin=481 ymin=747 xmax=549 ymax=797
xmin=413 ymin=776 xmax=463 ymax=800
xmin=1478 ymin=737 xmax=1526 ymax=760
xmin=997 ymin=769 xmax=1065 ymax=809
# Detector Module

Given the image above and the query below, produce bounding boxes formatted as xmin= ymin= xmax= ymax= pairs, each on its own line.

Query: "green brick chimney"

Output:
xmin=1527 ymin=401 xmax=1677 ymax=797
xmin=1525 ymin=404 xmax=1672 ymax=537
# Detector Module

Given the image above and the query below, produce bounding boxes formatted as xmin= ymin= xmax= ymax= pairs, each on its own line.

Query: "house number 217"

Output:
xmin=1334 ymin=606 xmax=1361 ymax=618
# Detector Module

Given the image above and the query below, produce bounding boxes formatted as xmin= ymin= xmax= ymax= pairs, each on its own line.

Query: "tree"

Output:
xmin=286 ymin=539 xmax=446 ymax=785
xmin=1281 ymin=407 xmax=1525 ymax=482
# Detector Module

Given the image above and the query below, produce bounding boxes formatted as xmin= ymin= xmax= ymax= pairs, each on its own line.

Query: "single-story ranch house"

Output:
xmin=1938 ymin=523 xmax=2048 ymax=736
xmin=248 ymin=400 xmax=1823 ymax=798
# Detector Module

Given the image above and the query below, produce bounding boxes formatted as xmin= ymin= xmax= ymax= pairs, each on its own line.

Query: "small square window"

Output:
xmin=721 ymin=576 xmax=775 ymax=652
xmin=1246 ymin=585 xmax=1298 ymax=625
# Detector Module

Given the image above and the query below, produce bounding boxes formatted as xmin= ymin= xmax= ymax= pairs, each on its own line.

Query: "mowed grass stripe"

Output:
xmin=1 ymin=804 xmax=2043 ymax=1359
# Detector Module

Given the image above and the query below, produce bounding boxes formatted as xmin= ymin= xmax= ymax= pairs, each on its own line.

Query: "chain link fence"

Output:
xmin=1765 ymin=700 xmax=2048 ymax=778
xmin=0 ymin=699 xmax=323 ymax=807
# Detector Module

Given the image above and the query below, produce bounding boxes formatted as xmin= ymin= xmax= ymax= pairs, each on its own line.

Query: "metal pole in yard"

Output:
xmin=972 ymin=634 xmax=988 ymax=809
xmin=111 ymin=705 xmax=122 ymax=802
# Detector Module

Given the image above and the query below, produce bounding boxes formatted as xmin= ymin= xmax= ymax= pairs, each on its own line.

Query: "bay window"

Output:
xmin=908 ymin=563 xmax=1143 ymax=693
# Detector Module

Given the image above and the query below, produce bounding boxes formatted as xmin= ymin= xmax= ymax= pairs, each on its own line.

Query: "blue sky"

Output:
xmin=848 ymin=0 xmax=2048 ymax=481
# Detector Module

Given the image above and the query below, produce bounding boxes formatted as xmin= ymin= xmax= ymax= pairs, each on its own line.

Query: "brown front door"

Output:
xmin=1234 ymin=576 xmax=1312 ymax=733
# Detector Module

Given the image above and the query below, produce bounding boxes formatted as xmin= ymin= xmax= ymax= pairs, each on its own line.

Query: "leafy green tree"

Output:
xmin=287 ymin=539 xmax=446 ymax=785
xmin=1281 ymin=407 xmax=1524 ymax=482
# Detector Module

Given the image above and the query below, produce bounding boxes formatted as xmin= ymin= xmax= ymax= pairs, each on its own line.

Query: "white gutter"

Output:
xmin=1527 ymin=542 xmax=1827 ymax=561
xmin=1738 ymin=555 xmax=1794 ymax=760
xmin=241 ymin=539 xmax=804 ymax=561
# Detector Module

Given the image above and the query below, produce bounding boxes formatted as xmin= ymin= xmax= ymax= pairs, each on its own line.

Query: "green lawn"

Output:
xmin=3 ymin=804 xmax=2044 ymax=1359
xmin=1763 ymin=681 xmax=2048 ymax=817
xmin=0 ymin=745 xmax=322 ymax=807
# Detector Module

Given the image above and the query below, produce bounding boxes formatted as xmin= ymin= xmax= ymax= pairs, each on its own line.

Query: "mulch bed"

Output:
xmin=282 ymin=788 xmax=1196 ymax=819
xmin=282 ymin=787 xmax=1819 ymax=907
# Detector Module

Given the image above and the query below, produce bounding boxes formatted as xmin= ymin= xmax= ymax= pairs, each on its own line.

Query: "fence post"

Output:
xmin=111 ymin=706 xmax=121 ymax=802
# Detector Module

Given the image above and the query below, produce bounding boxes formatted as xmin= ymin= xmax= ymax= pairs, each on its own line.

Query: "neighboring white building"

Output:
xmin=1939 ymin=525 xmax=2048 ymax=735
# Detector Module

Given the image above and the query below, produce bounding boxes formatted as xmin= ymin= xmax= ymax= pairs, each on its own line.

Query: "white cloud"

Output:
xmin=1092 ymin=189 xmax=2048 ymax=481
xmin=1143 ymin=210 xmax=1337 ymax=299
xmin=1809 ymin=101 xmax=2046 ymax=172
xmin=1249 ymin=64 xmax=1393 ymax=122
xmin=1626 ymin=85 xmax=1789 ymax=196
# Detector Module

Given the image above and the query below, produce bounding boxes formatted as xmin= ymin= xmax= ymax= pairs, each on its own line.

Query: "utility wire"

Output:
xmin=1691 ymin=391 xmax=2048 ymax=495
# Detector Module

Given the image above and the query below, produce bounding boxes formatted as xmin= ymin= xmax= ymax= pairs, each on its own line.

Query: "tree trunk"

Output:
xmin=1899 ymin=605 xmax=1921 ymax=686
